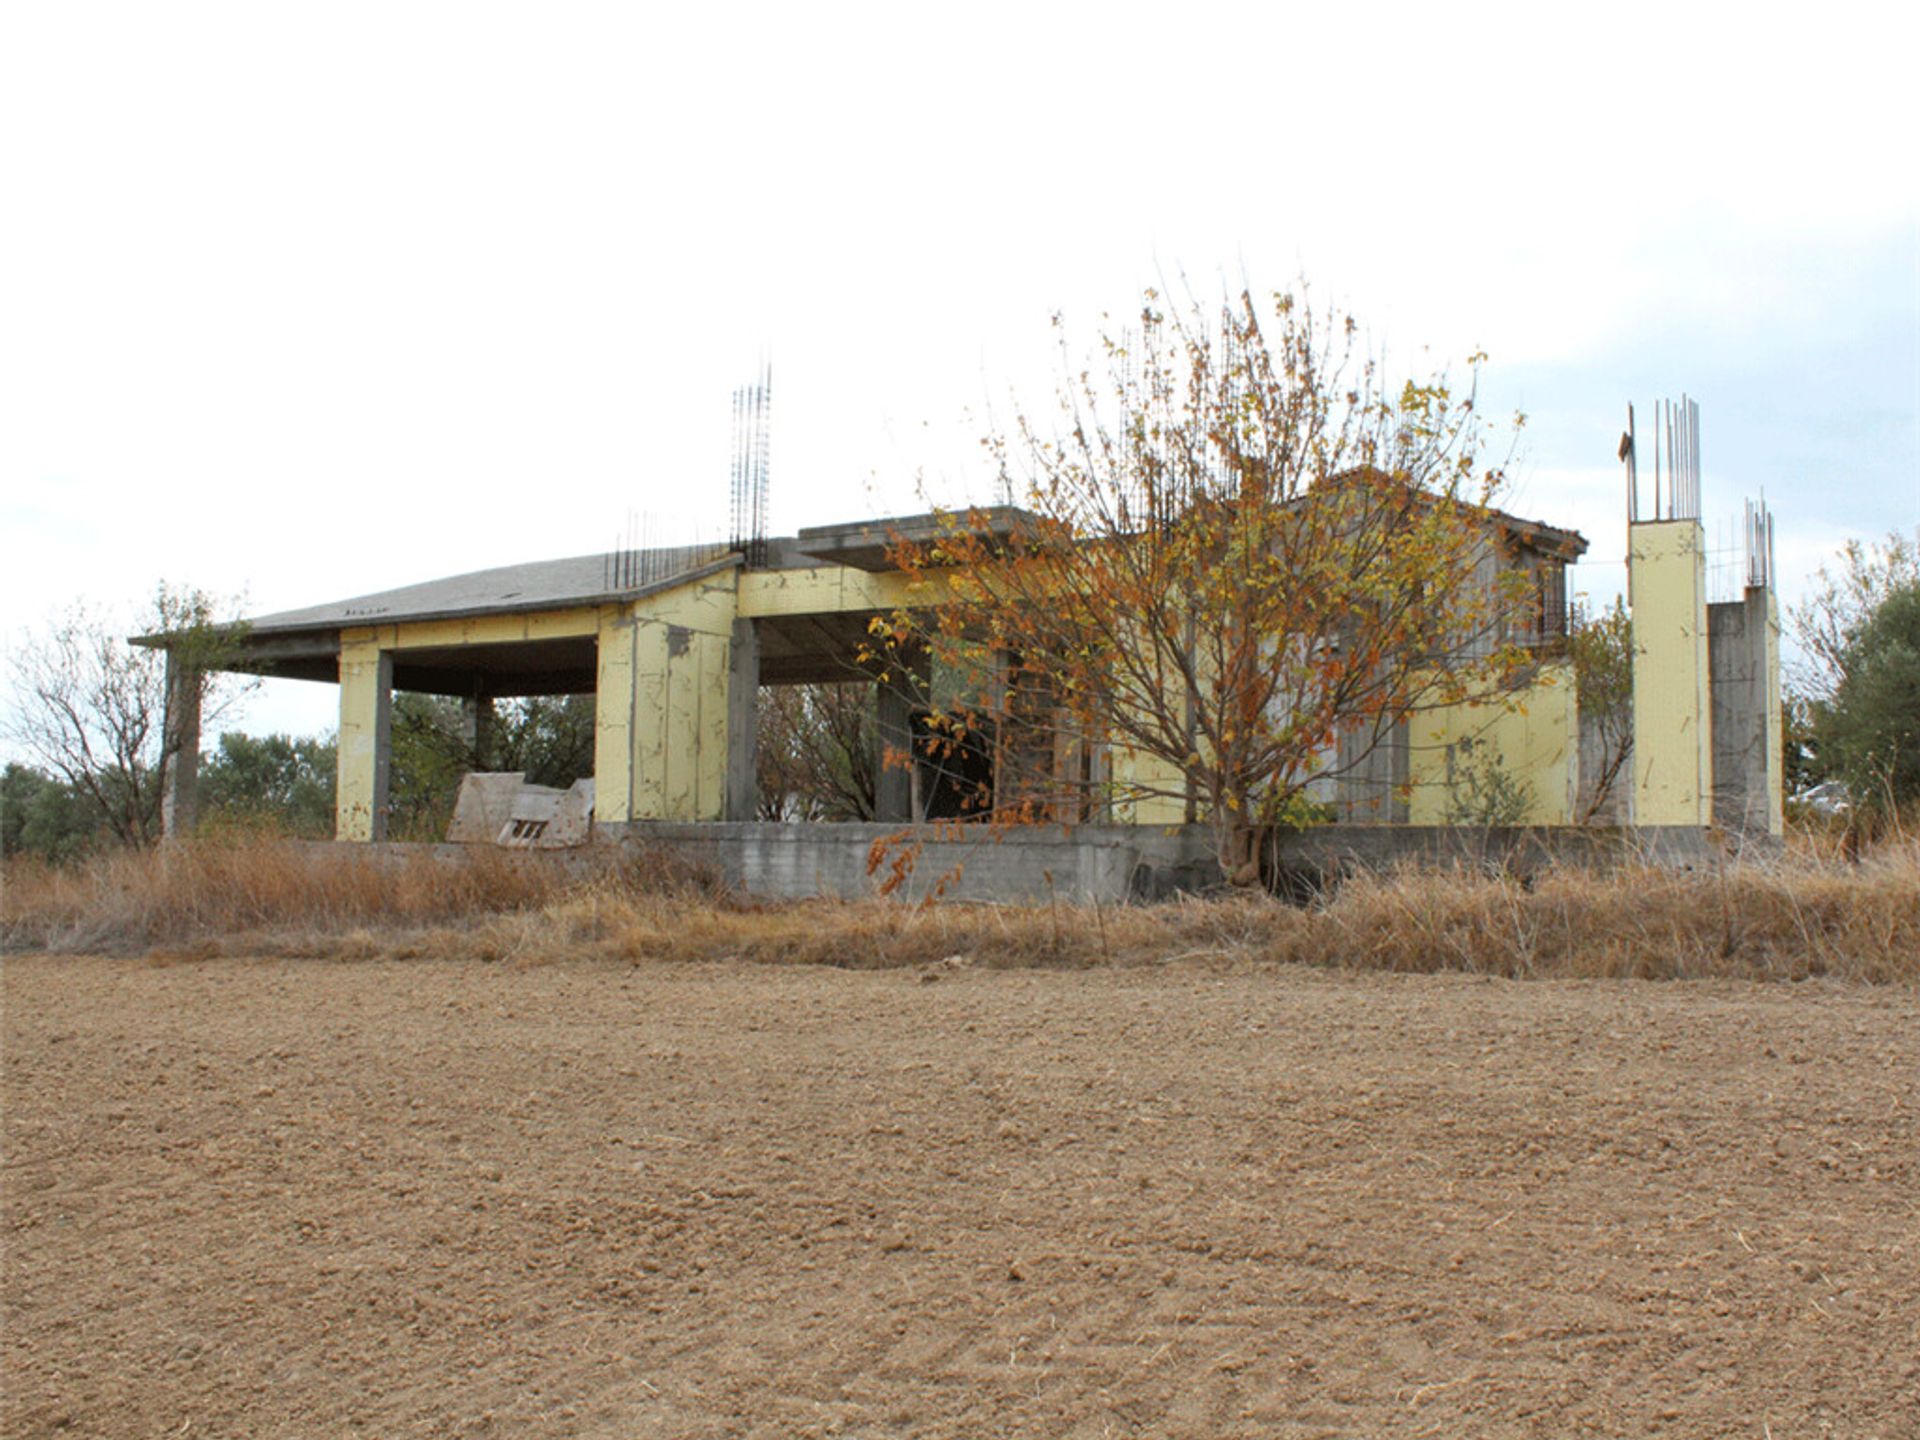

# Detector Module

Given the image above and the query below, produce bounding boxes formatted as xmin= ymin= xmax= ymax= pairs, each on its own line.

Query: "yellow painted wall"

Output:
xmin=617 ymin=571 xmax=739 ymax=822
xmin=1630 ymin=521 xmax=1713 ymax=826
xmin=335 ymin=633 xmax=386 ymax=841
xmin=1109 ymin=745 xmax=1189 ymax=825
xmin=327 ymin=554 xmax=1622 ymax=839
xmin=1405 ymin=662 xmax=1578 ymax=825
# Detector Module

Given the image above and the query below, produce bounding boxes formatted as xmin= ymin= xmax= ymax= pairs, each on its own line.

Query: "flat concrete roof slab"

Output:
xmin=237 ymin=546 xmax=733 ymax=637
xmin=795 ymin=507 xmax=1041 ymax=572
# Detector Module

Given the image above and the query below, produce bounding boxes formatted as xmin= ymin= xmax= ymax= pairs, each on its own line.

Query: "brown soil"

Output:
xmin=4 ymin=954 xmax=1916 ymax=1438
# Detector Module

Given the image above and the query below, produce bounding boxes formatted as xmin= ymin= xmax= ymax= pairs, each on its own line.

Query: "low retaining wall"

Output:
xmin=596 ymin=822 xmax=1215 ymax=905
xmin=301 ymin=823 xmax=1718 ymax=906
xmin=593 ymin=821 xmax=1718 ymax=904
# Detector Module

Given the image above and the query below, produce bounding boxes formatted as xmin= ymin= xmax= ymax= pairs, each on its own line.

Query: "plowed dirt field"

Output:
xmin=4 ymin=954 xmax=1915 ymax=1438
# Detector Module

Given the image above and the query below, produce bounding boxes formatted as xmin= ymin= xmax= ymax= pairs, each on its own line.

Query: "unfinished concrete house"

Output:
xmin=142 ymin=399 xmax=1782 ymax=901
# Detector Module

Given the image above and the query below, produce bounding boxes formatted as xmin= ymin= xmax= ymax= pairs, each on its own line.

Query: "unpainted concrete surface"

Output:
xmin=598 ymin=821 xmax=1717 ymax=904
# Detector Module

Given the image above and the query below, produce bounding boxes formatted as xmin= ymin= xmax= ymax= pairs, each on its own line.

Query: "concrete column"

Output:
xmin=1335 ymin=717 xmax=1410 ymax=824
xmin=1629 ymin=520 xmax=1713 ymax=827
xmin=593 ymin=613 xmax=637 ymax=825
xmin=725 ymin=617 xmax=761 ymax=820
xmin=159 ymin=650 xmax=201 ymax=840
xmin=336 ymin=641 xmax=393 ymax=841
xmin=461 ymin=688 xmax=495 ymax=771
xmin=1708 ymin=586 xmax=1784 ymax=838
xmin=874 ymin=645 xmax=930 ymax=823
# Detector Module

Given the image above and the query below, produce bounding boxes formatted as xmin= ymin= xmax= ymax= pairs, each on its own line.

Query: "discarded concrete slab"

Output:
xmin=449 ymin=772 xmax=595 ymax=848
xmin=447 ymin=773 xmax=530 ymax=844
xmin=538 ymin=780 xmax=595 ymax=848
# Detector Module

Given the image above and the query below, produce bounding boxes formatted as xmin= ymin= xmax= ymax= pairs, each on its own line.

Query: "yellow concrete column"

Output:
xmin=593 ymin=608 xmax=637 ymax=824
xmin=618 ymin=571 xmax=740 ymax=822
xmin=1629 ymin=520 xmax=1713 ymax=826
xmin=336 ymin=632 xmax=392 ymax=842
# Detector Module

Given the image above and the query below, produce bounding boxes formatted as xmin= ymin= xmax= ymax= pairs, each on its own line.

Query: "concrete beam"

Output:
xmin=159 ymin=651 xmax=201 ymax=840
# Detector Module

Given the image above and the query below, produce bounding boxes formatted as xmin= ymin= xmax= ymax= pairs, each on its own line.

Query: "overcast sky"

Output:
xmin=4 ymin=0 xmax=1916 ymax=746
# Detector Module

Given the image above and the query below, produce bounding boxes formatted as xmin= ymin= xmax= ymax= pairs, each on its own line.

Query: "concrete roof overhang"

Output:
xmin=127 ymin=499 xmax=1586 ymax=693
xmin=127 ymin=509 xmax=1042 ymax=688
xmin=122 ymin=626 xmax=602 ymax=697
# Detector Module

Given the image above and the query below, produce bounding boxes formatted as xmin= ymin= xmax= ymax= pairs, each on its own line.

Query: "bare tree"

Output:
xmin=755 ymin=683 xmax=877 ymax=821
xmin=1571 ymin=597 xmax=1633 ymax=823
xmin=3 ymin=585 xmax=251 ymax=848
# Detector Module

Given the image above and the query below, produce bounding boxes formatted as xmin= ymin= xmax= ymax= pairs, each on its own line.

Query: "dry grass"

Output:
xmin=3 ymin=834 xmax=1916 ymax=983
xmin=0 ymin=840 xmax=714 ymax=957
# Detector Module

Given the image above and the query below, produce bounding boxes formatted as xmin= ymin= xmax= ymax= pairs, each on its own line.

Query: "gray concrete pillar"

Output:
xmin=1708 ymin=586 xmax=1780 ymax=838
xmin=874 ymin=645 xmax=929 ymax=823
xmin=461 ymin=688 xmax=495 ymax=771
xmin=725 ymin=617 xmax=761 ymax=820
xmin=160 ymin=650 xmax=202 ymax=840
xmin=1335 ymin=717 xmax=1410 ymax=824
xmin=369 ymin=651 xmax=394 ymax=841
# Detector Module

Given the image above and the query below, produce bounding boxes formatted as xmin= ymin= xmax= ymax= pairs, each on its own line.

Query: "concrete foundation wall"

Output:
xmin=318 ymin=818 xmax=1716 ymax=907
xmin=593 ymin=820 xmax=1715 ymax=904
xmin=599 ymin=822 xmax=1206 ymax=904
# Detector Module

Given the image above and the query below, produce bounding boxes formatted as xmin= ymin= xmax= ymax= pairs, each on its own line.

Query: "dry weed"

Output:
xmin=3 ymin=835 xmax=1915 ymax=982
